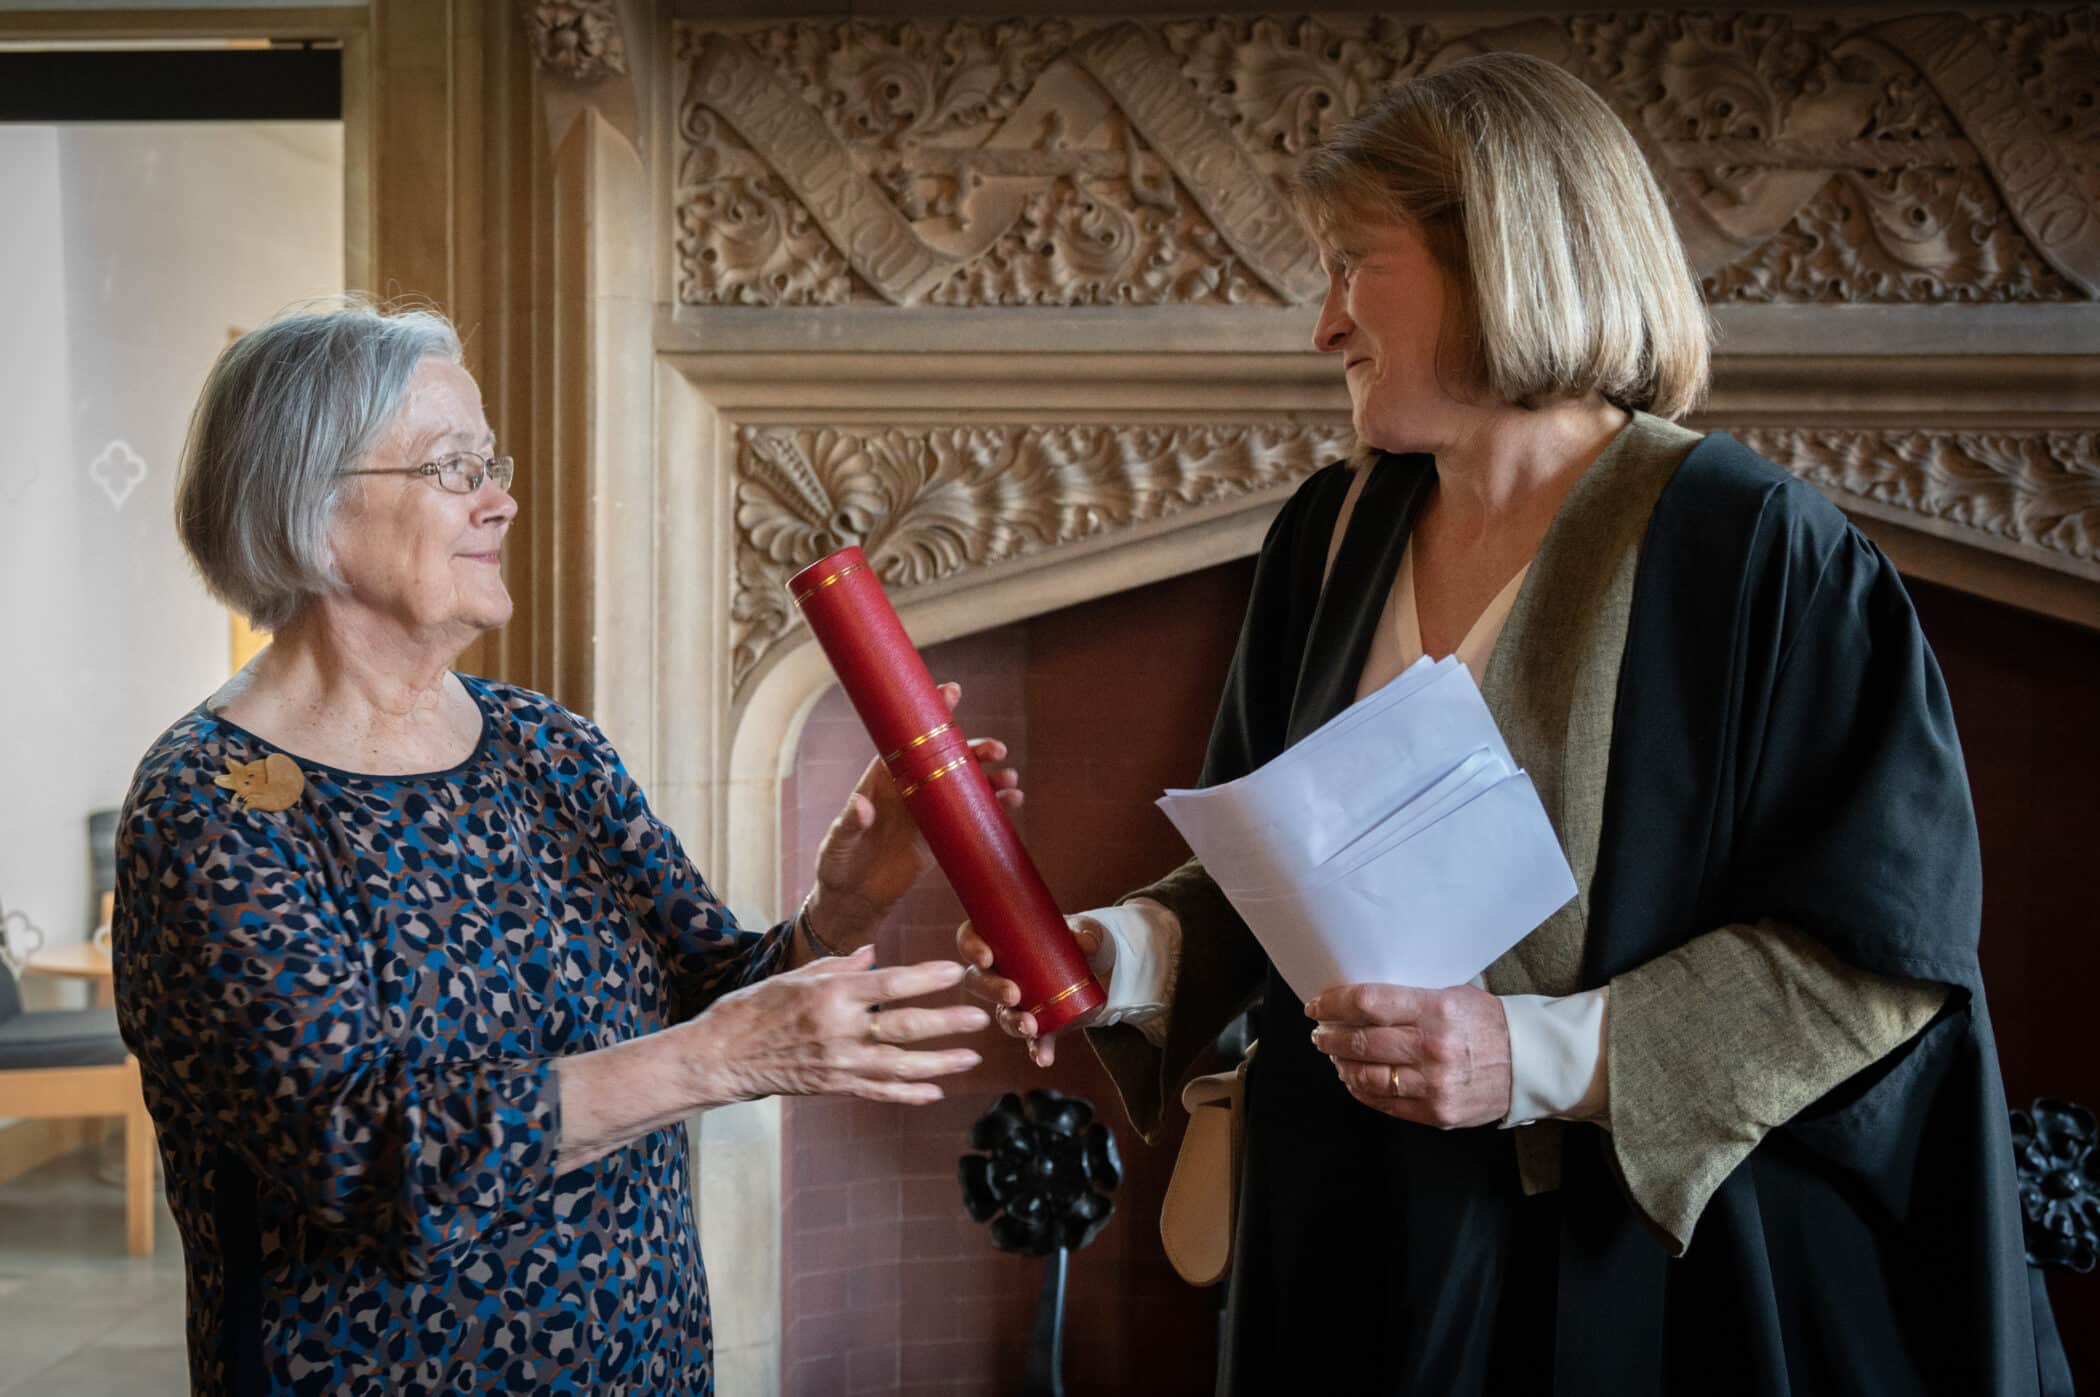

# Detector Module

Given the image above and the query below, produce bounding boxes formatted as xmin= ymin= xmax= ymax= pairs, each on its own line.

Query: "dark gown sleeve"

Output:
xmin=1606 ymin=500 xmax=1985 ymax=1246
xmin=115 ymin=796 xmax=562 ymax=1279
xmin=1557 ymin=450 xmax=2053 ymax=1395
xmin=1086 ymin=463 xmax=1355 ymax=1140
xmin=1725 ymin=520 xmax=1984 ymax=987
xmin=572 ymin=717 xmax=791 ymax=1021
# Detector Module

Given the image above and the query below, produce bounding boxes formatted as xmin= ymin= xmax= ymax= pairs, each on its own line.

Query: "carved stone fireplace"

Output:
xmin=500 ymin=4 xmax=2100 ymax=1390
xmin=651 ymin=343 xmax=1347 ymax=1390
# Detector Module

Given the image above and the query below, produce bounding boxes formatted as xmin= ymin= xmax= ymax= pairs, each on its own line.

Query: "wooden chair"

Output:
xmin=0 ymin=945 xmax=156 ymax=1256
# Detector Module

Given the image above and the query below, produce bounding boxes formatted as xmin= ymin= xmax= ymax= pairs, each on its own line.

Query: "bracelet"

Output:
xmin=796 ymin=895 xmax=850 ymax=958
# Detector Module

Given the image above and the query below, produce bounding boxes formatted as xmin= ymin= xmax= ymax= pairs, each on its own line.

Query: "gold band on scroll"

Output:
xmin=882 ymin=721 xmax=955 ymax=769
xmin=1025 ymin=978 xmax=1094 ymax=1020
xmin=896 ymin=753 xmax=973 ymax=800
xmin=789 ymin=562 xmax=866 ymax=608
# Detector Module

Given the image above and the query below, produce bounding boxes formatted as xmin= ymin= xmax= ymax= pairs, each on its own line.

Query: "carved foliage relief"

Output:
xmin=730 ymin=421 xmax=1355 ymax=687
xmin=675 ymin=10 xmax=2100 ymax=308
xmin=1732 ymin=426 xmax=2100 ymax=567
xmin=726 ymin=420 xmax=2099 ymax=687
xmin=526 ymin=0 xmax=628 ymax=83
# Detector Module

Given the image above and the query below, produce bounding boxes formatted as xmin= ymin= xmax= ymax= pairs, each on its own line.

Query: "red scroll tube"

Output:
xmin=789 ymin=547 xmax=1105 ymax=1034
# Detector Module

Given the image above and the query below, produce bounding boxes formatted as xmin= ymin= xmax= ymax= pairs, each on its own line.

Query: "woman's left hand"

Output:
xmin=1307 ymin=983 xmax=1512 ymax=1129
xmin=806 ymin=681 xmax=1022 ymax=951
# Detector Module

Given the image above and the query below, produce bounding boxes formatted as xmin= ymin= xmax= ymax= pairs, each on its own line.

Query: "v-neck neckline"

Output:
xmin=1398 ymin=542 xmax=1532 ymax=670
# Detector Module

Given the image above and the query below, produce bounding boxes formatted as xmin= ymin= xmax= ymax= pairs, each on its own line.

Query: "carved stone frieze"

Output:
xmin=1731 ymin=425 xmax=2100 ymax=569
xmin=1699 ymin=167 xmax=2078 ymax=302
xmin=728 ymin=419 xmax=2099 ymax=688
xmin=1981 ymin=10 xmax=2100 ymax=147
xmin=674 ymin=10 xmax=2100 ymax=308
xmin=526 ymin=0 xmax=628 ymax=83
xmin=730 ymin=420 xmax=1355 ymax=689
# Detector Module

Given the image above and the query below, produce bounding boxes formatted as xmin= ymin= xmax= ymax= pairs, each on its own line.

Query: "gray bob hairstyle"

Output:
xmin=1294 ymin=51 xmax=1713 ymax=419
xmin=175 ymin=298 xmax=463 ymax=631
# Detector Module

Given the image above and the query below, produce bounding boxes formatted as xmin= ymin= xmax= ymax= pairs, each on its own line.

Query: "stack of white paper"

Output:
xmin=1158 ymin=656 xmax=1576 ymax=1002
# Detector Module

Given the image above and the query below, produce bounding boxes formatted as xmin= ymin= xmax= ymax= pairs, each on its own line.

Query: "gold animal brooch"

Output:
xmin=214 ymin=753 xmax=306 ymax=813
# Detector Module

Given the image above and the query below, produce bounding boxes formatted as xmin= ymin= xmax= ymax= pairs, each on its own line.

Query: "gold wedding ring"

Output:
xmin=1388 ymin=1064 xmax=1404 ymax=1098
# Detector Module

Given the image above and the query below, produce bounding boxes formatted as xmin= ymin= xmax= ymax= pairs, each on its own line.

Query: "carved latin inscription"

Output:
xmin=1875 ymin=14 xmax=2100 ymax=289
xmin=1067 ymin=24 xmax=1325 ymax=301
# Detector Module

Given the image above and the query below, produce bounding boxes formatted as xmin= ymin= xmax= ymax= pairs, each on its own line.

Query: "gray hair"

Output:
xmin=175 ymin=298 xmax=463 ymax=631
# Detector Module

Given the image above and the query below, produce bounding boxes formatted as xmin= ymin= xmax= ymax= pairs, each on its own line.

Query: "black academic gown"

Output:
xmin=1199 ymin=435 xmax=2051 ymax=1395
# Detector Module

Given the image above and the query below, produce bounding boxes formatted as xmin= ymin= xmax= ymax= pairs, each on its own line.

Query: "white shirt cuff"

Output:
xmin=1075 ymin=898 xmax=1181 ymax=1048
xmin=1499 ymin=987 xmax=1611 ymax=1129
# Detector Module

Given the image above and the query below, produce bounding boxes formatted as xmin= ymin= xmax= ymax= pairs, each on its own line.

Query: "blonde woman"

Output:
xmin=966 ymin=53 xmax=2053 ymax=1395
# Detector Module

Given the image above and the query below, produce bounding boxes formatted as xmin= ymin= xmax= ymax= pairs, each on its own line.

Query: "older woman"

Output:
xmin=115 ymin=303 xmax=997 ymax=1395
xmin=966 ymin=53 xmax=2054 ymax=1395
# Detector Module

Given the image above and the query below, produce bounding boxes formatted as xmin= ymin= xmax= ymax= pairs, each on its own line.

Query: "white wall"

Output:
xmin=0 ymin=127 xmax=85 ymax=969
xmin=0 ymin=122 xmax=342 ymax=971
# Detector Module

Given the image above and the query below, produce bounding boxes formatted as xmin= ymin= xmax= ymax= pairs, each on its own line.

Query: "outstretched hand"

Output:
xmin=807 ymin=681 xmax=1022 ymax=952
xmin=691 ymin=947 xmax=989 ymax=1106
xmin=956 ymin=916 xmax=1106 ymax=1067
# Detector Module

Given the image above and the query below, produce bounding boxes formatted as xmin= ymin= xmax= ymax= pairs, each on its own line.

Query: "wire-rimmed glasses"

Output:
xmin=343 ymin=451 xmax=515 ymax=495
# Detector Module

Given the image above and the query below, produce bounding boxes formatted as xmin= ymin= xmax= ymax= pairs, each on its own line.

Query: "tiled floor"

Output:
xmin=0 ymin=1145 xmax=187 ymax=1396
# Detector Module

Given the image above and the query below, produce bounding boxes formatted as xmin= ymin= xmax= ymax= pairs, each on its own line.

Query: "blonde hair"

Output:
xmin=1294 ymin=52 xmax=1712 ymax=420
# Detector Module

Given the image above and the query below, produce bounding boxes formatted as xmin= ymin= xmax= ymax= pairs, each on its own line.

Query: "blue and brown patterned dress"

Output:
xmin=113 ymin=676 xmax=788 ymax=1396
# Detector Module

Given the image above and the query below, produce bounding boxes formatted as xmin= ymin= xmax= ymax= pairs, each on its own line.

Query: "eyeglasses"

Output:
xmin=343 ymin=451 xmax=515 ymax=495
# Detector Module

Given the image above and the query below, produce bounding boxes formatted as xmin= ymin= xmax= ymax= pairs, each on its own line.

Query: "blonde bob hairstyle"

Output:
xmin=1294 ymin=51 xmax=1712 ymax=420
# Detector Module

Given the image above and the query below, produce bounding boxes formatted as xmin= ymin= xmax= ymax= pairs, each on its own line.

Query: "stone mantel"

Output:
xmin=656 ymin=5 xmax=2100 ymax=642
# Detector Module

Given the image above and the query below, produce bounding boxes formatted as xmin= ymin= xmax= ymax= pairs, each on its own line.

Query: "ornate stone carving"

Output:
xmin=677 ymin=21 xmax=1323 ymax=307
xmin=1699 ymin=167 xmax=2078 ymax=302
xmin=526 ymin=0 xmax=627 ymax=83
xmin=725 ymin=418 xmax=2099 ymax=688
xmin=1731 ymin=425 xmax=2100 ymax=568
xmin=673 ymin=11 xmax=2100 ymax=308
xmin=1163 ymin=14 xmax=1425 ymax=160
xmin=730 ymin=420 xmax=1355 ymax=688
xmin=1541 ymin=10 xmax=2096 ymax=300
xmin=1981 ymin=10 xmax=2100 ymax=147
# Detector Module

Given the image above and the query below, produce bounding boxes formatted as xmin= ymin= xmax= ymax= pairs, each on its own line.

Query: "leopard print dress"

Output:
xmin=113 ymin=676 xmax=789 ymax=1395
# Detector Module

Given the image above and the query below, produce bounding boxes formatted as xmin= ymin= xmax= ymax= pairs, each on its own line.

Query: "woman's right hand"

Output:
xmin=687 ymin=947 xmax=988 ymax=1105
xmin=956 ymin=917 xmax=1106 ymax=1068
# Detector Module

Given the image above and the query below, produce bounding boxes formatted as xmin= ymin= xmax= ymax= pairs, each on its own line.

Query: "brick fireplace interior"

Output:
xmin=773 ymin=558 xmax=2100 ymax=1395
xmin=776 ymin=562 xmax=1253 ymax=1397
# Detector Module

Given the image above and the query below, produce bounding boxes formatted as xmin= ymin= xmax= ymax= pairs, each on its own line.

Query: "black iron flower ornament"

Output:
xmin=960 ymin=1089 xmax=1122 ymax=1257
xmin=2010 ymin=1097 xmax=2099 ymax=1273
